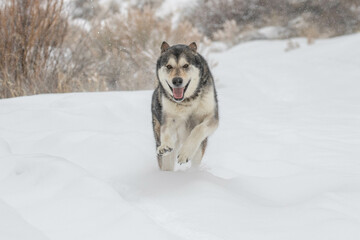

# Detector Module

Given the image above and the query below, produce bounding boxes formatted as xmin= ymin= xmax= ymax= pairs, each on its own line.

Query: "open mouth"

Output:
xmin=166 ymin=80 xmax=191 ymax=102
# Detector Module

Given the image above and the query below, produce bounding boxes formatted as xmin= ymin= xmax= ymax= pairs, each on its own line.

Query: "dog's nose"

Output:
xmin=172 ymin=77 xmax=183 ymax=87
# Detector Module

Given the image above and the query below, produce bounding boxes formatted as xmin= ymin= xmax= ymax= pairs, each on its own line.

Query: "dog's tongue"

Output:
xmin=173 ymin=87 xmax=184 ymax=99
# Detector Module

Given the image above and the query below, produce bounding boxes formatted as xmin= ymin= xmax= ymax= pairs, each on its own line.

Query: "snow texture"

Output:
xmin=1 ymin=34 xmax=360 ymax=240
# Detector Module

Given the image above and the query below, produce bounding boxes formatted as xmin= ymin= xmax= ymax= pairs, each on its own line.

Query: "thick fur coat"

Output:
xmin=151 ymin=42 xmax=219 ymax=171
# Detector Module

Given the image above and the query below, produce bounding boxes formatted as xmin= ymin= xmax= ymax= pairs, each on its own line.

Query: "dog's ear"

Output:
xmin=161 ymin=41 xmax=170 ymax=53
xmin=188 ymin=42 xmax=197 ymax=52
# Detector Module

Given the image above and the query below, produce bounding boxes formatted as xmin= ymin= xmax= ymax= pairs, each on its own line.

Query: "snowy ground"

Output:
xmin=1 ymin=34 xmax=360 ymax=240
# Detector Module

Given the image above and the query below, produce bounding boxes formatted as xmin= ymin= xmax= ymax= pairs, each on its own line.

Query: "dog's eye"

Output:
xmin=166 ymin=65 xmax=173 ymax=70
xmin=183 ymin=64 xmax=189 ymax=69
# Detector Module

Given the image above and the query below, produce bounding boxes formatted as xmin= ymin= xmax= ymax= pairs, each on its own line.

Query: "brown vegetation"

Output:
xmin=0 ymin=0 xmax=68 ymax=98
xmin=185 ymin=0 xmax=360 ymax=41
xmin=1 ymin=0 xmax=359 ymax=98
xmin=72 ymin=7 xmax=203 ymax=91
xmin=0 ymin=0 xmax=203 ymax=98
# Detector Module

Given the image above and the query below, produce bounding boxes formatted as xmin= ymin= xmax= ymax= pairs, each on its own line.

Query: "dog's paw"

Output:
xmin=177 ymin=145 xmax=193 ymax=165
xmin=177 ymin=140 xmax=200 ymax=165
xmin=177 ymin=153 xmax=189 ymax=165
xmin=157 ymin=145 xmax=173 ymax=156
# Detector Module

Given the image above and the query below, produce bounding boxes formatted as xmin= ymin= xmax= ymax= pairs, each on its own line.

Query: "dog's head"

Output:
xmin=156 ymin=41 xmax=202 ymax=102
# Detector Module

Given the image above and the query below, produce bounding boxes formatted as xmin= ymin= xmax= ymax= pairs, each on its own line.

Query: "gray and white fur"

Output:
xmin=151 ymin=42 xmax=219 ymax=171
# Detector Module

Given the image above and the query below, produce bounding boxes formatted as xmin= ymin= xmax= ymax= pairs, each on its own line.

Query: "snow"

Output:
xmin=257 ymin=26 xmax=289 ymax=39
xmin=0 ymin=200 xmax=49 ymax=240
xmin=157 ymin=0 xmax=195 ymax=16
xmin=1 ymin=34 xmax=360 ymax=239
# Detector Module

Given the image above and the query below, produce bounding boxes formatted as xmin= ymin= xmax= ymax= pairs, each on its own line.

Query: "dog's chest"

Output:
xmin=163 ymin=97 xmax=200 ymax=121
xmin=162 ymin=91 xmax=215 ymax=126
xmin=162 ymin=99 xmax=200 ymax=142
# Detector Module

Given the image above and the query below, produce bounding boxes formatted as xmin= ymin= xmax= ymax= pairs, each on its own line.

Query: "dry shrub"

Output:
xmin=128 ymin=0 xmax=164 ymax=9
xmin=56 ymin=24 xmax=108 ymax=93
xmin=0 ymin=1 xmax=204 ymax=98
xmin=213 ymin=20 xmax=241 ymax=46
xmin=72 ymin=7 xmax=203 ymax=91
xmin=71 ymin=0 xmax=102 ymax=20
xmin=184 ymin=0 xmax=284 ymax=37
xmin=285 ymin=0 xmax=360 ymax=39
xmin=0 ymin=0 xmax=67 ymax=98
xmin=284 ymin=39 xmax=300 ymax=52
xmin=185 ymin=0 xmax=360 ymax=40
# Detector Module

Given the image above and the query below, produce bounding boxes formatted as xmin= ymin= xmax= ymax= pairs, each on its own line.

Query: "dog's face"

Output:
xmin=156 ymin=42 xmax=201 ymax=102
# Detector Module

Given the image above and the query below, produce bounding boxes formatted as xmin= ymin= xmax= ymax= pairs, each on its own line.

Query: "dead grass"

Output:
xmin=66 ymin=6 xmax=203 ymax=91
xmin=0 ymin=0 xmax=68 ymax=98
xmin=185 ymin=0 xmax=360 ymax=41
xmin=3 ymin=0 xmax=357 ymax=98
xmin=0 ymin=1 xmax=204 ymax=98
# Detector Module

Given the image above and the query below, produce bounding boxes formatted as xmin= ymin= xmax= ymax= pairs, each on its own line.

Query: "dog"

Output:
xmin=151 ymin=41 xmax=219 ymax=171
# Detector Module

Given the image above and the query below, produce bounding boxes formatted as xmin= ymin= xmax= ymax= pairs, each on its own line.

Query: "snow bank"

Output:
xmin=0 ymin=200 xmax=49 ymax=240
xmin=1 ymin=34 xmax=360 ymax=240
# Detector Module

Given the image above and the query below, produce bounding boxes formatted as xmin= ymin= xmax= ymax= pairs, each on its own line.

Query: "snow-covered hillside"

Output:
xmin=1 ymin=34 xmax=360 ymax=240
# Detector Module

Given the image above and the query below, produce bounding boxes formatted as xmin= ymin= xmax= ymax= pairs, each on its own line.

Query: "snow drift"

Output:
xmin=1 ymin=34 xmax=360 ymax=240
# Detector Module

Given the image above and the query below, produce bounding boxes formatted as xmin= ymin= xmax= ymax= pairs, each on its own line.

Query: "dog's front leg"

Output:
xmin=157 ymin=118 xmax=177 ymax=156
xmin=178 ymin=116 xmax=218 ymax=164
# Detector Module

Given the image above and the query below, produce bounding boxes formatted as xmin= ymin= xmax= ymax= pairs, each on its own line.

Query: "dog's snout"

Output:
xmin=172 ymin=77 xmax=183 ymax=87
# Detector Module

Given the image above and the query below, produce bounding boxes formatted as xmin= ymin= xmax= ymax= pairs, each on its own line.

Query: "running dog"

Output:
xmin=151 ymin=42 xmax=219 ymax=171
